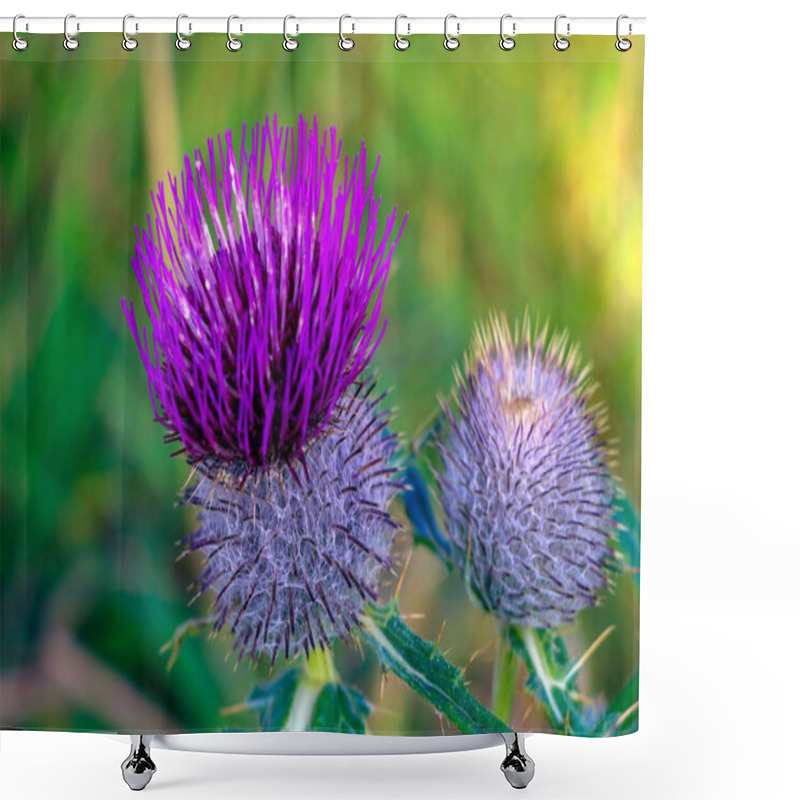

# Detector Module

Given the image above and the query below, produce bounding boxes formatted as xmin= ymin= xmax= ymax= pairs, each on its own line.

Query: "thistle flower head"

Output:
xmin=435 ymin=315 xmax=617 ymax=629
xmin=182 ymin=381 xmax=401 ymax=664
xmin=123 ymin=114 xmax=404 ymax=469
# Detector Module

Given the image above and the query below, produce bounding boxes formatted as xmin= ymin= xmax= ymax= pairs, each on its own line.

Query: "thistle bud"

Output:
xmin=435 ymin=315 xmax=617 ymax=629
xmin=182 ymin=383 xmax=401 ymax=663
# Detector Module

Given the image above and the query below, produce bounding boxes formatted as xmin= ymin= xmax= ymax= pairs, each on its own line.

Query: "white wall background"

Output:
xmin=2 ymin=1 xmax=798 ymax=798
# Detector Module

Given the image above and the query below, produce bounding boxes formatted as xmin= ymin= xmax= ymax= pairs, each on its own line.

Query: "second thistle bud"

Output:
xmin=182 ymin=383 xmax=402 ymax=664
xmin=434 ymin=315 xmax=618 ymax=629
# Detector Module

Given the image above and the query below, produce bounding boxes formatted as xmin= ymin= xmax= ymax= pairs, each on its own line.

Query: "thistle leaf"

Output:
xmin=402 ymin=462 xmax=451 ymax=560
xmin=508 ymin=626 xmax=578 ymax=727
xmin=311 ymin=683 xmax=371 ymax=734
xmin=361 ymin=602 xmax=510 ymax=734
xmin=245 ymin=652 xmax=371 ymax=734
xmin=246 ymin=669 xmax=302 ymax=730
xmin=509 ymin=625 xmax=636 ymax=736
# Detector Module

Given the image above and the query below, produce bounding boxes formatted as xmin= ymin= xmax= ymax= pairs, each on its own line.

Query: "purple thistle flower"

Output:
xmin=122 ymin=114 xmax=405 ymax=469
xmin=182 ymin=381 xmax=402 ymax=664
xmin=434 ymin=315 xmax=617 ymax=629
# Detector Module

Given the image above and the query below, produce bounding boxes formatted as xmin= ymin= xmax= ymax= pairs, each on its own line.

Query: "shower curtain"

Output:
xmin=0 ymin=30 xmax=642 ymax=739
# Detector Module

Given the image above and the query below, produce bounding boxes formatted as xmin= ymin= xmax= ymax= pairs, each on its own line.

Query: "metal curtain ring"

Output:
xmin=443 ymin=14 xmax=460 ymax=51
xmin=12 ymin=14 xmax=28 ymax=51
xmin=339 ymin=14 xmax=354 ymax=51
xmin=554 ymin=14 xmax=570 ymax=51
xmin=63 ymin=13 xmax=79 ymax=51
xmin=227 ymin=15 xmax=243 ymax=51
xmin=176 ymin=14 xmax=191 ymax=50
xmin=499 ymin=14 xmax=515 ymax=51
xmin=394 ymin=14 xmax=410 ymax=51
xmin=616 ymin=14 xmax=632 ymax=51
xmin=283 ymin=15 xmax=299 ymax=51
xmin=122 ymin=14 xmax=138 ymax=51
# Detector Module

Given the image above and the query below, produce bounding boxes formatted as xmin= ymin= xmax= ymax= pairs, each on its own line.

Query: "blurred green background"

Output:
xmin=0 ymin=34 xmax=642 ymax=734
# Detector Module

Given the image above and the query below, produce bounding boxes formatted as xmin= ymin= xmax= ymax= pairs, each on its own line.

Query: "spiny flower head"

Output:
xmin=435 ymin=314 xmax=617 ymax=629
xmin=123 ymin=114 xmax=405 ymax=469
xmin=182 ymin=381 xmax=401 ymax=664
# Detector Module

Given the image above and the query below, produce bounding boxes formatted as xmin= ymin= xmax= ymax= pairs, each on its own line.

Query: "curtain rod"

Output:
xmin=1 ymin=16 xmax=646 ymax=37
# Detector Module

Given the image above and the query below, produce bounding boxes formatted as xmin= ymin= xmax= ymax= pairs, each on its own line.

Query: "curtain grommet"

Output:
xmin=444 ymin=14 xmax=460 ymax=51
xmin=12 ymin=14 xmax=29 ymax=51
xmin=615 ymin=15 xmax=632 ymax=51
xmin=499 ymin=14 xmax=516 ymax=51
xmin=339 ymin=14 xmax=355 ymax=51
xmin=63 ymin=13 xmax=79 ymax=51
xmin=394 ymin=14 xmax=410 ymax=51
xmin=176 ymin=13 xmax=191 ymax=51
xmin=554 ymin=14 xmax=570 ymax=51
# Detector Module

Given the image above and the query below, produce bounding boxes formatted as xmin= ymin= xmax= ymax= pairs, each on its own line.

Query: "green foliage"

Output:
xmin=603 ymin=670 xmax=639 ymax=735
xmin=361 ymin=602 xmax=510 ymax=734
xmin=245 ymin=664 xmax=371 ymax=734
xmin=401 ymin=462 xmax=451 ymax=560
xmin=159 ymin=616 xmax=213 ymax=672
xmin=509 ymin=625 xmax=638 ymax=736
xmin=615 ymin=496 xmax=642 ymax=586
xmin=508 ymin=626 xmax=580 ymax=728
xmin=247 ymin=669 xmax=303 ymax=730
xmin=311 ymin=683 xmax=371 ymax=734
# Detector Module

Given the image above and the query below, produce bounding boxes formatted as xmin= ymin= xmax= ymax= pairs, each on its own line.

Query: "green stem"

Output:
xmin=491 ymin=626 xmax=519 ymax=724
xmin=284 ymin=647 xmax=338 ymax=731
xmin=516 ymin=626 xmax=565 ymax=725
xmin=305 ymin=646 xmax=338 ymax=685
